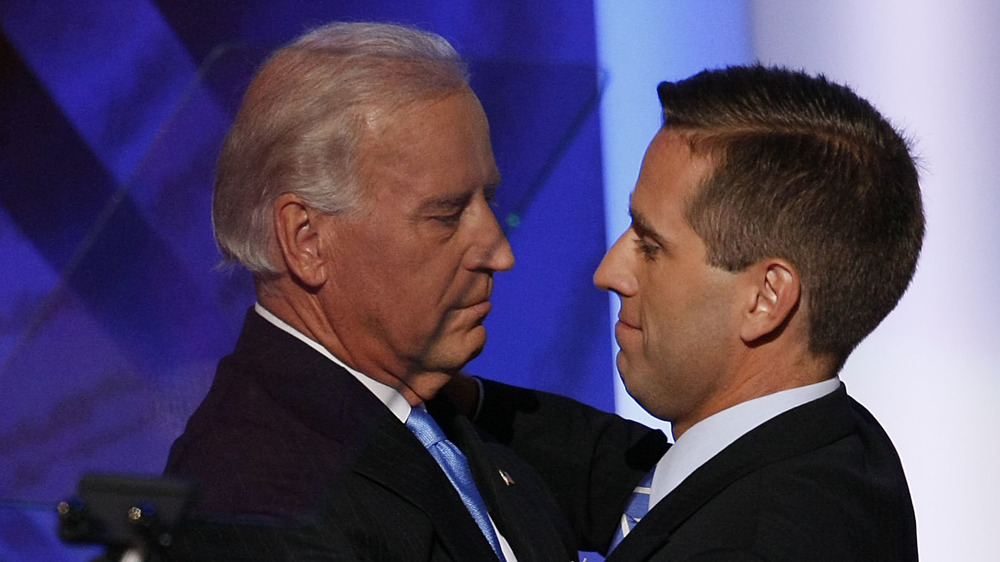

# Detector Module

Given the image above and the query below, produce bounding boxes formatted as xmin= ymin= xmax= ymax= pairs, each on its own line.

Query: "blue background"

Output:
xmin=6 ymin=1 xmax=991 ymax=560
xmin=0 ymin=1 xmax=614 ymax=558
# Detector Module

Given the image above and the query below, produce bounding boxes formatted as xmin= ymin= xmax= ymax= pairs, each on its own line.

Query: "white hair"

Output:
xmin=212 ymin=22 xmax=470 ymax=274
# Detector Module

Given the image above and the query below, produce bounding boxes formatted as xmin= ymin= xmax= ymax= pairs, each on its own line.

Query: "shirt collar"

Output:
xmin=254 ymin=303 xmax=411 ymax=424
xmin=648 ymin=376 xmax=841 ymax=508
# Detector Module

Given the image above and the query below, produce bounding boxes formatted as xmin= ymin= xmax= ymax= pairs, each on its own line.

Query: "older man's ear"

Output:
xmin=273 ymin=193 xmax=329 ymax=289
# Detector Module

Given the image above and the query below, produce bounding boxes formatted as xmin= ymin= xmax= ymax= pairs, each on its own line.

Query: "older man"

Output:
xmin=164 ymin=22 xmax=575 ymax=561
xmin=471 ymin=65 xmax=922 ymax=560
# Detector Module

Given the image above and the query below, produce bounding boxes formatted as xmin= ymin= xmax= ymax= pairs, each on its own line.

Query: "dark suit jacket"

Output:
xmin=477 ymin=379 xmax=917 ymax=561
xmin=163 ymin=310 xmax=576 ymax=561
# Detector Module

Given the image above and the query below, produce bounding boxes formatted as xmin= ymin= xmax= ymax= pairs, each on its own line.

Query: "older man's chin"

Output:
xmin=450 ymin=323 xmax=489 ymax=367
xmin=417 ymin=324 xmax=488 ymax=376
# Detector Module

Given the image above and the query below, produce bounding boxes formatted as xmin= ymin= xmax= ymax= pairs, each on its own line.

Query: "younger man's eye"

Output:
xmin=634 ymin=236 xmax=659 ymax=259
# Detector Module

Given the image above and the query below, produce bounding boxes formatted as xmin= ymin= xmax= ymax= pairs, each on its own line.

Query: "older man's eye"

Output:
xmin=435 ymin=211 xmax=463 ymax=225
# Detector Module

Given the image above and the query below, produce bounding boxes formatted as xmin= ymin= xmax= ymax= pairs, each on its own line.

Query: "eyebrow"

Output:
xmin=419 ymin=176 xmax=502 ymax=213
xmin=418 ymin=193 xmax=470 ymax=214
xmin=629 ymin=205 xmax=672 ymax=251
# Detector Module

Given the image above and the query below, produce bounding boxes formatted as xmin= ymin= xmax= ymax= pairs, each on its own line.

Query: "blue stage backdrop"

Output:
xmin=0 ymin=1 xmax=612 ymax=558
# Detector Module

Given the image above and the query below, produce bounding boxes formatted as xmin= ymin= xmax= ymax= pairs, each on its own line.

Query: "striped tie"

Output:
xmin=406 ymin=407 xmax=506 ymax=561
xmin=608 ymin=469 xmax=654 ymax=552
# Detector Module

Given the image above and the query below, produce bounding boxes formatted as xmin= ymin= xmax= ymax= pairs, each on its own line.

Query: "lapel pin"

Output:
xmin=498 ymin=469 xmax=515 ymax=486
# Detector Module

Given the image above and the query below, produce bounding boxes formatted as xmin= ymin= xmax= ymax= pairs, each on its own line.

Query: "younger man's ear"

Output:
xmin=273 ymin=193 xmax=328 ymax=289
xmin=740 ymin=259 xmax=801 ymax=344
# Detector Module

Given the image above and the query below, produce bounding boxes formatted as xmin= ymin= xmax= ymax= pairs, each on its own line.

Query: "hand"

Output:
xmin=442 ymin=372 xmax=481 ymax=418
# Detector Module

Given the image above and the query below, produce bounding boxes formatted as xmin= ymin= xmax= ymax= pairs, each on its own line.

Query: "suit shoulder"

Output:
xmin=683 ymin=412 xmax=915 ymax=559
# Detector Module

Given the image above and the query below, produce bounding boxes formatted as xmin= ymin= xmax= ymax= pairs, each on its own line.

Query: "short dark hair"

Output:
xmin=658 ymin=65 xmax=924 ymax=366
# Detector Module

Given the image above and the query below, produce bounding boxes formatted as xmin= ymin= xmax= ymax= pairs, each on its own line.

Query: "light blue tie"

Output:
xmin=608 ymin=469 xmax=654 ymax=553
xmin=406 ymin=407 xmax=506 ymax=561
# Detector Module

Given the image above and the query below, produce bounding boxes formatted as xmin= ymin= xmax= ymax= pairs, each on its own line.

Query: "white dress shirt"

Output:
xmin=254 ymin=303 xmax=517 ymax=561
xmin=254 ymin=303 xmax=411 ymax=421
xmin=647 ymin=377 xmax=842 ymax=510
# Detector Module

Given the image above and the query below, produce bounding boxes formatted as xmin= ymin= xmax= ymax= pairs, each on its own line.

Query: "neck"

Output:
xmin=256 ymin=279 xmax=450 ymax=406
xmin=671 ymin=342 xmax=834 ymax=440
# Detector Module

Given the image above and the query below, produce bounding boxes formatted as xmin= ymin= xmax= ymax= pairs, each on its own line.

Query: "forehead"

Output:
xmin=632 ymin=130 xmax=714 ymax=220
xmin=359 ymin=90 xmax=499 ymax=199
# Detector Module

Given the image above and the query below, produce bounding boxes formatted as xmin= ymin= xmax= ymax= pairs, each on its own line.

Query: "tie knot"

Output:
xmin=406 ymin=407 xmax=447 ymax=448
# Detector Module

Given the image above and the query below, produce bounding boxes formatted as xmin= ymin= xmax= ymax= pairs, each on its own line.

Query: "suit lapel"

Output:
xmin=606 ymin=386 xmax=856 ymax=561
xmin=351 ymin=412 xmax=499 ymax=561
xmin=428 ymin=397 xmax=536 ymax=558
xmin=236 ymin=311 xmax=499 ymax=560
